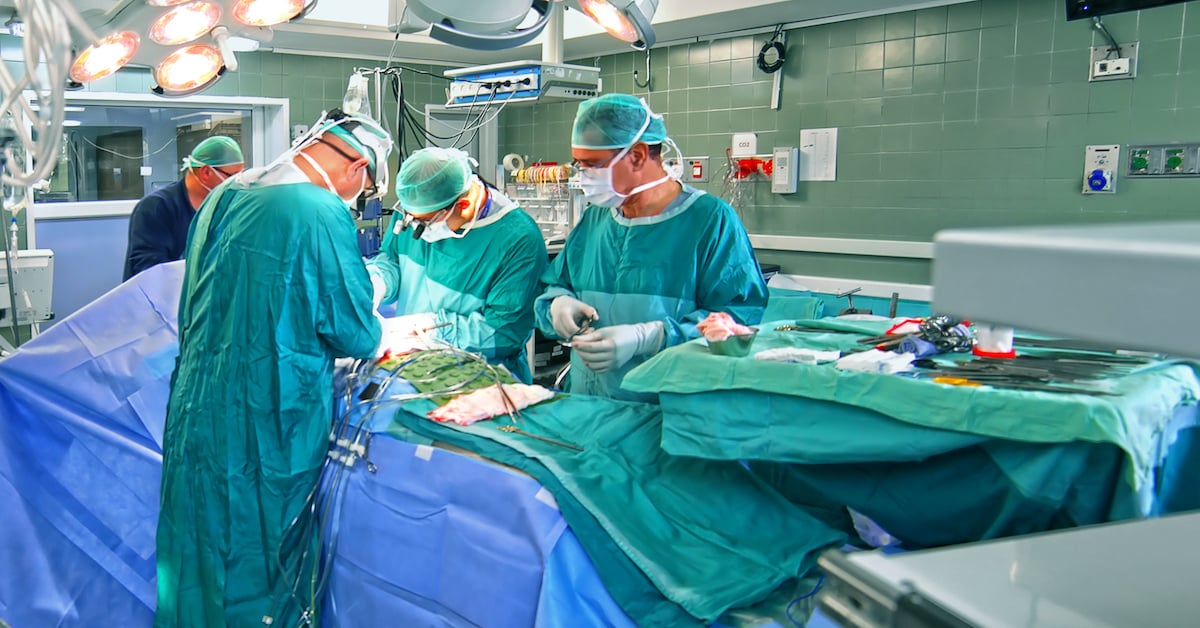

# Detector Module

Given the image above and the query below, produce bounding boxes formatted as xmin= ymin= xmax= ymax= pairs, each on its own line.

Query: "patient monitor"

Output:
xmin=0 ymin=249 xmax=55 ymax=325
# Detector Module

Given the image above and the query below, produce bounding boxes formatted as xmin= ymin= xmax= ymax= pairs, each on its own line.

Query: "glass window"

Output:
xmin=36 ymin=104 xmax=251 ymax=203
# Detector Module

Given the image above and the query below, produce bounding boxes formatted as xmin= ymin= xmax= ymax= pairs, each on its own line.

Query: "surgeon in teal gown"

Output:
xmin=536 ymin=94 xmax=768 ymax=402
xmin=155 ymin=111 xmax=391 ymax=627
xmin=367 ymin=147 xmax=547 ymax=382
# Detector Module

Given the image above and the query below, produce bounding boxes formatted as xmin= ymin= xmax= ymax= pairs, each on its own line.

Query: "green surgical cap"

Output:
xmin=571 ymin=93 xmax=667 ymax=150
xmin=395 ymin=147 xmax=474 ymax=214
xmin=185 ymin=136 xmax=244 ymax=168
xmin=326 ymin=120 xmax=389 ymax=176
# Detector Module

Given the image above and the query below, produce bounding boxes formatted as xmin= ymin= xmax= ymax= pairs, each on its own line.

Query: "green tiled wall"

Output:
xmin=499 ymin=0 xmax=1200 ymax=283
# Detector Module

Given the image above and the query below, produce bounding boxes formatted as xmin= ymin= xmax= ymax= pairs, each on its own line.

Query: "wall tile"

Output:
xmin=1016 ymin=19 xmax=1054 ymax=53
xmin=1013 ymin=53 xmax=1052 ymax=85
xmin=487 ymin=0 xmax=1200 ymax=278
xmin=980 ymin=25 xmax=1016 ymax=58
xmin=884 ymin=39 xmax=915 ymax=68
xmin=1137 ymin=38 xmax=1183 ymax=76
xmin=946 ymin=30 xmax=981 ymax=62
xmin=886 ymin=12 xmax=916 ymax=40
xmin=915 ymin=6 xmax=949 ymax=36
xmin=857 ymin=16 xmax=887 ymax=43
xmin=914 ymin=34 xmax=948 ymax=65
xmin=856 ymin=42 xmax=885 ymax=70
xmin=947 ymin=2 xmax=983 ymax=32
xmin=884 ymin=67 xmax=914 ymax=93
xmin=912 ymin=63 xmax=946 ymax=93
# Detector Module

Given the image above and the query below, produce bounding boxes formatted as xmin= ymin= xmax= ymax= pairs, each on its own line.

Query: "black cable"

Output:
xmin=757 ymin=24 xmax=786 ymax=74
xmin=1091 ymin=17 xmax=1121 ymax=58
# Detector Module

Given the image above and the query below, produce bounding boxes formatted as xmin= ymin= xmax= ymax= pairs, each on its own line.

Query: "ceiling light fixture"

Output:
xmin=232 ymin=0 xmax=305 ymax=27
xmin=149 ymin=1 xmax=222 ymax=45
xmin=389 ymin=0 xmax=554 ymax=51
xmin=570 ymin=0 xmax=657 ymax=49
xmin=69 ymin=30 xmax=141 ymax=83
xmin=153 ymin=44 xmax=224 ymax=96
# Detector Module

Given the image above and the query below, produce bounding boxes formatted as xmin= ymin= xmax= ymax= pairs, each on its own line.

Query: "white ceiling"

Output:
xmin=5 ymin=0 xmax=971 ymax=67
xmin=277 ymin=0 xmax=971 ymax=65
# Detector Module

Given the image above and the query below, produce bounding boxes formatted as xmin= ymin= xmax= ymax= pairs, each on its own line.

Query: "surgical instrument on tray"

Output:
xmin=498 ymin=425 xmax=584 ymax=451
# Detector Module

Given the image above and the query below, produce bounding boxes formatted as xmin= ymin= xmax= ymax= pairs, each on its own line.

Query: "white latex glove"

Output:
xmin=571 ymin=321 xmax=664 ymax=373
xmin=370 ymin=273 xmax=388 ymax=311
xmin=549 ymin=295 xmax=599 ymax=340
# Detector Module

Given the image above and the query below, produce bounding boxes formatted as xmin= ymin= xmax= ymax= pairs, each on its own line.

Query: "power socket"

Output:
xmin=1088 ymin=42 xmax=1138 ymax=82
xmin=1093 ymin=58 xmax=1130 ymax=77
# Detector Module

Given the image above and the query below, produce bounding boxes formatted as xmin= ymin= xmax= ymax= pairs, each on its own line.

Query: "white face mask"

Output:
xmin=195 ymin=166 xmax=231 ymax=194
xmin=296 ymin=151 xmax=364 ymax=208
xmin=418 ymin=204 xmax=483 ymax=243
xmin=419 ymin=217 xmax=460 ymax=243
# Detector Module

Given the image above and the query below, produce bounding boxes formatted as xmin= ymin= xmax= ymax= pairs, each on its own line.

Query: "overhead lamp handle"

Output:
xmin=211 ymin=26 xmax=238 ymax=72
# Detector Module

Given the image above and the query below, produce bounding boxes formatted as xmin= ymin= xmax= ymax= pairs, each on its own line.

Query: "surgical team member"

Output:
xmin=367 ymin=146 xmax=547 ymax=382
xmin=536 ymin=93 xmax=768 ymax=401
xmin=154 ymin=110 xmax=391 ymax=627
xmin=123 ymin=135 xmax=244 ymax=280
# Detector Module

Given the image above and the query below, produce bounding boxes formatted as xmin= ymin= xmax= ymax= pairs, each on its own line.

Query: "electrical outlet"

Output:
xmin=1089 ymin=42 xmax=1138 ymax=82
xmin=1083 ymin=144 xmax=1119 ymax=194
xmin=1093 ymin=58 xmax=1130 ymax=77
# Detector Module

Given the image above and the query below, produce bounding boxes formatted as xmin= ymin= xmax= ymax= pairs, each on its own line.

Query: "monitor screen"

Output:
xmin=1067 ymin=0 xmax=1190 ymax=20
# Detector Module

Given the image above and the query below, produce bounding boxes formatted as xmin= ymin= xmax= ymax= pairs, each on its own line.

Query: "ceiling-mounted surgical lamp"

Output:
xmin=389 ymin=0 xmax=553 ymax=51
xmin=569 ymin=0 xmax=657 ymax=50
xmin=68 ymin=0 xmax=300 ymax=96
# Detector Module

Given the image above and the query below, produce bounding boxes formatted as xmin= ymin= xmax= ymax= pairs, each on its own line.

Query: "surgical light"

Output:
xmin=69 ymin=30 xmax=140 ymax=83
xmin=389 ymin=0 xmax=553 ymax=51
xmin=149 ymin=2 xmax=222 ymax=45
xmin=232 ymin=0 xmax=304 ymax=27
xmin=571 ymin=0 xmax=657 ymax=49
xmin=154 ymin=44 xmax=223 ymax=95
xmin=147 ymin=0 xmax=197 ymax=6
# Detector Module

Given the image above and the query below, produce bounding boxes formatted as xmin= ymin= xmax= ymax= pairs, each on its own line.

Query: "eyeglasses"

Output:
xmin=570 ymin=150 xmax=623 ymax=172
xmin=400 ymin=207 xmax=452 ymax=239
xmin=318 ymin=138 xmax=378 ymax=197
xmin=210 ymin=166 xmax=241 ymax=178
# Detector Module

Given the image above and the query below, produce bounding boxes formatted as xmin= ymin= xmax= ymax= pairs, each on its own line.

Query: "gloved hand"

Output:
xmin=369 ymin=272 xmax=388 ymax=311
xmin=571 ymin=321 xmax=664 ymax=373
xmin=549 ymin=295 xmax=599 ymax=340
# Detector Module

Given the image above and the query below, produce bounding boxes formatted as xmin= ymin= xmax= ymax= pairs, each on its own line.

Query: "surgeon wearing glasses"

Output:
xmin=536 ymin=93 xmax=768 ymax=402
xmin=122 ymin=135 xmax=245 ymax=280
xmin=366 ymin=146 xmax=548 ymax=382
xmin=155 ymin=110 xmax=391 ymax=627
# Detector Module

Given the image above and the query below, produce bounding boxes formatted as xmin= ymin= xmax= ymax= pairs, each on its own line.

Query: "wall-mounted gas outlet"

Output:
xmin=1126 ymin=143 xmax=1200 ymax=177
xmin=664 ymin=156 xmax=711 ymax=183
xmin=1083 ymin=144 xmax=1119 ymax=194
xmin=1089 ymin=42 xmax=1138 ymax=82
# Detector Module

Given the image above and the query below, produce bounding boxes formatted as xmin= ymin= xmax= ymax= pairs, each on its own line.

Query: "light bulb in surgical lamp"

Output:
xmin=578 ymin=0 xmax=639 ymax=43
xmin=232 ymin=0 xmax=304 ymax=27
xmin=70 ymin=31 xmax=140 ymax=83
xmin=155 ymin=44 xmax=223 ymax=95
xmin=147 ymin=0 xmax=195 ymax=6
xmin=150 ymin=2 xmax=222 ymax=45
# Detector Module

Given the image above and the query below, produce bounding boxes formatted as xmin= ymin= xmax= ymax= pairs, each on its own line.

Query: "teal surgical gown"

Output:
xmin=155 ymin=170 xmax=381 ymax=627
xmin=535 ymin=185 xmax=767 ymax=402
xmin=367 ymin=193 xmax=548 ymax=383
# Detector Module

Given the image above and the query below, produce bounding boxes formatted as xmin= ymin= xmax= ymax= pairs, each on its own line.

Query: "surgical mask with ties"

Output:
xmin=575 ymin=111 xmax=670 ymax=208
xmin=419 ymin=206 xmax=480 ymax=243
xmin=296 ymin=151 xmax=364 ymax=208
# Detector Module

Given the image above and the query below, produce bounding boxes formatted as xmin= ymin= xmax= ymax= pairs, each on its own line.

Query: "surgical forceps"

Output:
xmin=560 ymin=318 xmax=595 ymax=348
